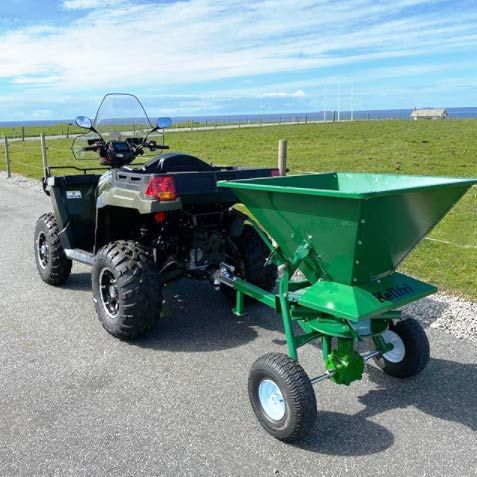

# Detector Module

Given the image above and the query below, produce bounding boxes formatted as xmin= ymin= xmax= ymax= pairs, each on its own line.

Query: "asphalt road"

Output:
xmin=0 ymin=179 xmax=476 ymax=477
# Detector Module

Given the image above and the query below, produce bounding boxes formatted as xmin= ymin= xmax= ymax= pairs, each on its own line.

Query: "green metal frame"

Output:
xmin=229 ymin=222 xmax=396 ymax=385
xmin=217 ymin=173 xmax=477 ymax=387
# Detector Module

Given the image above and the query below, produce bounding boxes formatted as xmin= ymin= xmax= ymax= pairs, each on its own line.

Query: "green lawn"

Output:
xmin=0 ymin=123 xmax=84 ymax=139
xmin=2 ymin=120 xmax=476 ymax=299
xmin=0 ymin=119 xmax=248 ymax=139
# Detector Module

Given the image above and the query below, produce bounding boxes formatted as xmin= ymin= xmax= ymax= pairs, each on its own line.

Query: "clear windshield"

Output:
xmin=93 ymin=93 xmax=153 ymax=140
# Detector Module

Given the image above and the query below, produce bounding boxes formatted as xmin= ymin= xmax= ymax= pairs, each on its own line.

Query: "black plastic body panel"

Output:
xmin=47 ymin=153 xmax=276 ymax=255
xmin=112 ymin=166 xmax=276 ymax=204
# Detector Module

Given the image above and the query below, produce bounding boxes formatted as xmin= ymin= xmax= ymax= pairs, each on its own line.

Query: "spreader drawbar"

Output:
xmin=217 ymin=172 xmax=476 ymax=442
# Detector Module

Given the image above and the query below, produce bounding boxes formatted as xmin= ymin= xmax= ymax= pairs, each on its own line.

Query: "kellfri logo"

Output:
xmin=372 ymin=284 xmax=414 ymax=303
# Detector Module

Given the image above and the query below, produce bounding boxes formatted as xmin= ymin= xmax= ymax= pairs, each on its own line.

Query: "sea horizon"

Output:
xmin=1 ymin=106 xmax=476 ymax=127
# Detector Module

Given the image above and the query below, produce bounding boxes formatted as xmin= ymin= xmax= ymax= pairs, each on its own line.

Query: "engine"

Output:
xmin=152 ymin=207 xmax=229 ymax=280
xmin=189 ymin=231 xmax=224 ymax=271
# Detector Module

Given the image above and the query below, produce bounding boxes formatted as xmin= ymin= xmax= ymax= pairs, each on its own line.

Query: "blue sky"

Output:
xmin=0 ymin=0 xmax=476 ymax=120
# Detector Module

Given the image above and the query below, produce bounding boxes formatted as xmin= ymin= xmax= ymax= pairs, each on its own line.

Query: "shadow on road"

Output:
xmin=299 ymin=410 xmax=395 ymax=455
xmin=93 ymin=275 xmax=474 ymax=447
xmin=61 ymin=272 xmax=91 ymax=292
xmin=297 ymin=357 xmax=476 ymax=455
xmin=133 ymin=279 xmax=279 ymax=352
xmin=358 ymin=358 xmax=477 ymax=431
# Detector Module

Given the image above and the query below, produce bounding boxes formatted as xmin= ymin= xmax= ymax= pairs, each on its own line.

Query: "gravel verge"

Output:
xmin=403 ymin=293 xmax=477 ymax=342
xmin=2 ymin=170 xmax=475 ymax=342
xmin=0 ymin=170 xmax=43 ymax=192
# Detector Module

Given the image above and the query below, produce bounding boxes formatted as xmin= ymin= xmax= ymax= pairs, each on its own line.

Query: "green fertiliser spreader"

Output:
xmin=216 ymin=172 xmax=476 ymax=442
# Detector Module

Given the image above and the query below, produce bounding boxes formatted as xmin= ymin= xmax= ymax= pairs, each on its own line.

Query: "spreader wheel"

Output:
xmin=380 ymin=317 xmax=430 ymax=378
xmin=248 ymin=353 xmax=317 ymax=442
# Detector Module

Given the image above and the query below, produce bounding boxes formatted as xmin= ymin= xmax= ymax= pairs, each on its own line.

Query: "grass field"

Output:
xmin=2 ymin=119 xmax=476 ymax=299
xmin=0 ymin=118 xmax=252 ymax=139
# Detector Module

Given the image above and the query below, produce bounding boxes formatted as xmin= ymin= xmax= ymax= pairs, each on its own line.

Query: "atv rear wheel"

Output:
xmin=34 ymin=213 xmax=72 ymax=286
xmin=92 ymin=241 xmax=163 ymax=340
xmin=221 ymin=224 xmax=277 ymax=301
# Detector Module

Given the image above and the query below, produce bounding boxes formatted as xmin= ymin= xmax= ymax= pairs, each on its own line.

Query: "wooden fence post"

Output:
xmin=4 ymin=137 xmax=11 ymax=178
xmin=21 ymin=127 xmax=25 ymax=141
xmin=278 ymin=139 xmax=287 ymax=176
xmin=40 ymin=133 xmax=49 ymax=177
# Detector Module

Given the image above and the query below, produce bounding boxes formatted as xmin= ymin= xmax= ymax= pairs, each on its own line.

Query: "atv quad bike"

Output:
xmin=34 ymin=93 xmax=278 ymax=339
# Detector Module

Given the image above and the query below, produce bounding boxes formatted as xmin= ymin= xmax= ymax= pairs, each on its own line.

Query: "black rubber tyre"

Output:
xmin=222 ymin=224 xmax=277 ymax=301
xmin=92 ymin=240 xmax=163 ymax=340
xmin=34 ymin=213 xmax=72 ymax=286
xmin=381 ymin=318 xmax=430 ymax=378
xmin=248 ymin=352 xmax=317 ymax=442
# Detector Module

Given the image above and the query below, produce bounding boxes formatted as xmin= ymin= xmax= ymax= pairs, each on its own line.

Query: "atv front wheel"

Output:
xmin=34 ymin=213 xmax=72 ymax=286
xmin=222 ymin=224 xmax=277 ymax=301
xmin=92 ymin=241 xmax=163 ymax=340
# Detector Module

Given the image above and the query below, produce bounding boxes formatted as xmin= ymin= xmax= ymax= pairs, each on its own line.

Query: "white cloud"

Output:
xmin=32 ymin=109 xmax=54 ymax=119
xmin=2 ymin=0 xmax=475 ymax=92
xmin=263 ymin=90 xmax=306 ymax=97
xmin=0 ymin=0 xmax=476 ymax=117
xmin=62 ymin=0 xmax=125 ymax=10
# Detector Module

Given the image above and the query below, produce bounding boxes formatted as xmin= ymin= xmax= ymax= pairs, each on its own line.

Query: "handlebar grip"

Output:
xmin=82 ymin=145 xmax=98 ymax=151
xmin=156 ymin=145 xmax=170 ymax=150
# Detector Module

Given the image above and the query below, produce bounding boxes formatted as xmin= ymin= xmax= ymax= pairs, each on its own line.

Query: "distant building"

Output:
xmin=410 ymin=108 xmax=448 ymax=120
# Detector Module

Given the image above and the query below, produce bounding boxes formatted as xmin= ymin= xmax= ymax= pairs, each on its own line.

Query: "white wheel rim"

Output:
xmin=382 ymin=330 xmax=406 ymax=363
xmin=258 ymin=379 xmax=286 ymax=421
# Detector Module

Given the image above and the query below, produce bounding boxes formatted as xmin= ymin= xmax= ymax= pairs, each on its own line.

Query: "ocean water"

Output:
xmin=1 ymin=107 xmax=476 ymax=127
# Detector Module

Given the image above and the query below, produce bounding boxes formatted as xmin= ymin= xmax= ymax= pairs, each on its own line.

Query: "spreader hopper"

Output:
xmin=219 ymin=173 xmax=476 ymax=319
xmin=216 ymin=172 xmax=476 ymax=441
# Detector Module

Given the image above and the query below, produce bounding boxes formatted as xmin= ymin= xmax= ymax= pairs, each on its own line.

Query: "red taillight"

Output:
xmin=271 ymin=168 xmax=281 ymax=177
xmin=154 ymin=212 xmax=166 ymax=223
xmin=145 ymin=176 xmax=177 ymax=201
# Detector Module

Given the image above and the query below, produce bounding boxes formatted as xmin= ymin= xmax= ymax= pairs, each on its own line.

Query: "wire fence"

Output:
xmin=1 ymin=133 xmax=476 ymax=252
xmin=0 ymin=124 xmax=83 ymax=140
xmin=1 ymin=134 xmax=77 ymax=178
xmin=2 ymin=113 xmax=477 ymax=143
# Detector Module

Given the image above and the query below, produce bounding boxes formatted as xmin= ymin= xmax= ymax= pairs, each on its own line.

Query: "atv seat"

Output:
xmin=142 ymin=153 xmax=216 ymax=173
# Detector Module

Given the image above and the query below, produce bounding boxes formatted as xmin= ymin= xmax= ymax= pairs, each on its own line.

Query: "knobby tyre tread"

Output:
xmin=248 ymin=352 xmax=317 ymax=442
xmin=92 ymin=240 xmax=163 ymax=340
xmin=222 ymin=224 xmax=278 ymax=301
xmin=34 ymin=212 xmax=72 ymax=286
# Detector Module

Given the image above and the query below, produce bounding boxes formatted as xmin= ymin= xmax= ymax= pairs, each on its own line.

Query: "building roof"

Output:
xmin=410 ymin=108 xmax=447 ymax=118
